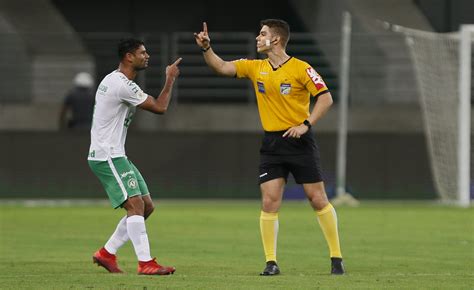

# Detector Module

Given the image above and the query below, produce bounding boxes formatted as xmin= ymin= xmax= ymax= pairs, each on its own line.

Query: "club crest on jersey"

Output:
xmin=257 ymin=81 xmax=265 ymax=93
xmin=127 ymin=178 xmax=138 ymax=189
xmin=306 ymin=67 xmax=326 ymax=90
xmin=280 ymin=83 xmax=291 ymax=95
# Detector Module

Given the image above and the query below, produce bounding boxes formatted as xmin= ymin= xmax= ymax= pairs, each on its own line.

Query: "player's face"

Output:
xmin=256 ymin=25 xmax=274 ymax=54
xmin=131 ymin=45 xmax=150 ymax=71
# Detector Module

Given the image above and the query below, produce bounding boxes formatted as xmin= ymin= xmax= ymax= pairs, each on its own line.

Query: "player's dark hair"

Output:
xmin=260 ymin=19 xmax=290 ymax=47
xmin=118 ymin=38 xmax=145 ymax=60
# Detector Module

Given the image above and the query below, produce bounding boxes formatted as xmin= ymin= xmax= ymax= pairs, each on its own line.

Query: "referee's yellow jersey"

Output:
xmin=234 ymin=57 xmax=329 ymax=132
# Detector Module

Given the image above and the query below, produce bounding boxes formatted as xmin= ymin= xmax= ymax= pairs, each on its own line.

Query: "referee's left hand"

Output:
xmin=194 ymin=22 xmax=211 ymax=50
xmin=283 ymin=124 xmax=309 ymax=138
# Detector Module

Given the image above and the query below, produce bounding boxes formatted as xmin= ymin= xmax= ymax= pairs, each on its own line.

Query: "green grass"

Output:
xmin=0 ymin=200 xmax=473 ymax=289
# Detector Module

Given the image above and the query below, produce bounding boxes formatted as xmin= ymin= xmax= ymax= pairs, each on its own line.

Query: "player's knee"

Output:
xmin=125 ymin=196 xmax=145 ymax=216
xmin=144 ymin=203 xmax=155 ymax=219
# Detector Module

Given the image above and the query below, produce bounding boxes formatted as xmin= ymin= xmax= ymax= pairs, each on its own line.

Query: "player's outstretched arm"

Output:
xmin=139 ymin=57 xmax=182 ymax=114
xmin=194 ymin=22 xmax=236 ymax=77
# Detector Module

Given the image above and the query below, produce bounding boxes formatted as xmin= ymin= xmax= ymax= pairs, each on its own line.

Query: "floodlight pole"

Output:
xmin=336 ymin=11 xmax=350 ymax=198
xmin=333 ymin=11 xmax=359 ymax=206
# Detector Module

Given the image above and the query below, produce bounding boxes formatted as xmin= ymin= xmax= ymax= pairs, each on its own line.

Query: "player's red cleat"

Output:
xmin=138 ymin=258 xmax=176 ymax=275
xmin=92 ymin=247 xmax=123 ymax=273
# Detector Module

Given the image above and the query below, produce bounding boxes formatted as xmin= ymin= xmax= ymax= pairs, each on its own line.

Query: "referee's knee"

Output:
xmin=262 ymin=198 xmax=281 ymax=212
xmin=307 ymin=190 xmax=328 ymax=210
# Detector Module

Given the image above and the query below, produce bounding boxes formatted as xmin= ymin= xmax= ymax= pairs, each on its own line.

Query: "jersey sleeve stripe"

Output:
xmin=314 ymin=89 xmax=329 ymax=98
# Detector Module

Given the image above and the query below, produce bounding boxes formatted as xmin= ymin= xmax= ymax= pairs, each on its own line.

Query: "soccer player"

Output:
xmin=88 ymin=39 xmax=181 ymax=275
xmin=194 ymin=20 xmax=345 ymax=275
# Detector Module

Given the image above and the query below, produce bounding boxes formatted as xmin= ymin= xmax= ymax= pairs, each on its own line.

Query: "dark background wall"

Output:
xmin=4 ymin=0 xmax=460 ymax=200
xmin=415 ymin=0 xmax=474 ymax=32
xmin=0 ymin=132 xmax=435 ymax=200
xmin=52 ymin=0 xmax=306 ymax=33
xmin=52 ymin=0 xmax=474 ymax=34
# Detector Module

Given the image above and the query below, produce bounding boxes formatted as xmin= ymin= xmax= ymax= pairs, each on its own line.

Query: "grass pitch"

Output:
xmin=0 ymin=200 xmax=473 ymax=289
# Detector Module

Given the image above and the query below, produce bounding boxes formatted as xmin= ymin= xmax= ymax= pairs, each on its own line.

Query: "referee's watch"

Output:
xmin=303 ymin=119 xmax=312 ymax=130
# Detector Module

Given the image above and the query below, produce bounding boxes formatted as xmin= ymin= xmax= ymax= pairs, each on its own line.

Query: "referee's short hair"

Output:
xmin=260 ymin=19 xmax=290 ymax=47
xmin=118 ymin=38 xmax=145 ymax=60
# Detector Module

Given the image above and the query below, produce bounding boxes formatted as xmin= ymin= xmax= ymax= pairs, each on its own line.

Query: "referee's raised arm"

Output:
xmin=194 ymin=22 xmax=236 ymax=77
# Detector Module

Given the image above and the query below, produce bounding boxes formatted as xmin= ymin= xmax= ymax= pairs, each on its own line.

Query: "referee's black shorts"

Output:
xmin=259 ymin=129 xmax=323 ymax=185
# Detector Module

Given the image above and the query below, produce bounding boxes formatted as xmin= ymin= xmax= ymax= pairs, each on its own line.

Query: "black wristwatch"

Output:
xmin=201 ymin=46 xmax=211 ymax=52
xmin=303 ymin=119 xmax=312 ymax=130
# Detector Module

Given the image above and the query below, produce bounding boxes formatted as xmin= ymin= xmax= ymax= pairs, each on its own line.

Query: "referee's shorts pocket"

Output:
xmin=260 ymin=134 xmax=277 ymax=153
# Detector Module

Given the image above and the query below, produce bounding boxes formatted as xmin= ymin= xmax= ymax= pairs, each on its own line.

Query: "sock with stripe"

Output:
xmin=260 ymin=211 xmax=279 ymax=262
xmin=316 ymin=203 xmax=342 ymax=258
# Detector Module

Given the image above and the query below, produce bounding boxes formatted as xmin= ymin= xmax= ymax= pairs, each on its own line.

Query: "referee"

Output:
xmin=195 ymin=19 xmax=345 ymax=276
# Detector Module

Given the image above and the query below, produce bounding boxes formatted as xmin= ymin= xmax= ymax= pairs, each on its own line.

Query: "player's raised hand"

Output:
xmin=194 ymin=22 xmax=211 ymax=49
xmin=166 ymin=57 xmax=182 ymax=80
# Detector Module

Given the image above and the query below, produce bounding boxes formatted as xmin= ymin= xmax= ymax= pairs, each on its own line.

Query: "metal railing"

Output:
xmin=81 ymin=32 xmax=338 ymax=104
xmin=3 ymin=30 xmax=450 ymax=106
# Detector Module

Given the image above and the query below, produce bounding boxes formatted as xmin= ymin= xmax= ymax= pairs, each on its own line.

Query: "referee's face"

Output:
xmin=131 ymin=45 xmax=150 ymax=71
xmin=256 ymin=25 xmax=273 ymax=54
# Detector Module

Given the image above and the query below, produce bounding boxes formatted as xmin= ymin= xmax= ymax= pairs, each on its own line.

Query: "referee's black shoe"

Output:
xmin=331 ymin=257 xmax=345 ymax=275
xmin=260 ymin=261 xmax=280 ymax=276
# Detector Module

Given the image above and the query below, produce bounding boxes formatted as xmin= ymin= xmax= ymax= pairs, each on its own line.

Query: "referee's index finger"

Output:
xmin=203 ymin=22 xmax=208 ymax=33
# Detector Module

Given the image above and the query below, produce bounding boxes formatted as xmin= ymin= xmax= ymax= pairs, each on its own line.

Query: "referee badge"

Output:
xmin=280 ymin=83 xmax=291 ymax=95
xmin=257 ymin=81 xmax=266 ymax=93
